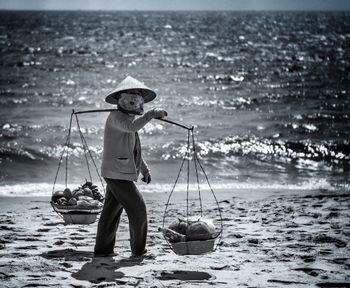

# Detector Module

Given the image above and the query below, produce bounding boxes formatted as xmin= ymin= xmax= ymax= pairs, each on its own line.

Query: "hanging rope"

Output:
xmin=186 ymin=129 xmax=191 ymax=223
xmin=162 ymin=151 xmax=188 ymax=229
xmin=51 ymin=113 xmax=74 ymax=219
xmin=191 ymin=129 xmax=203 ymax=217
xmin=193 ymin=152 xmax=224 ymax=250
xmin=52 ymin=112 xmax=73 ymax=194
xmin=65 ymin=112 xmax=74 ymax=188
xmin=74 ymin=111 xmax=106 ymax=194
xmin=74 ymin=113 xmax=93 ymax=183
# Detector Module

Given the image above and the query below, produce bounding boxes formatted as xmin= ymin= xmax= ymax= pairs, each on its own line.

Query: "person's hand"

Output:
xmin=141 ymin=172 xmax=151 ymax=184
xmin=151 ymin=108 xmax=168 ymax=118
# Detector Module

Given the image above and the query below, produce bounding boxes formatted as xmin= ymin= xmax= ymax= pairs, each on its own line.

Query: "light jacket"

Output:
xmin=101 ymin=110 xmax=153 ymax=181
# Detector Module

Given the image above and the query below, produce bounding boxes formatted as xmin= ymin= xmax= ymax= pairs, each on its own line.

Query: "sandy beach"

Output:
xmin=0 ymin=5 xmax=349 ymax=288
xmin=0 ymin=188 xmax=349 ymax=287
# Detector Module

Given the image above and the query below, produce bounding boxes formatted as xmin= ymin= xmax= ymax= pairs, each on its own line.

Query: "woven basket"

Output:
xmin=171 ymin=239 xmax=215 ymax=255
xmin=61 ymin=213 xmax=98 ymax=225
xmin=51 ymin=202 xmax=102 ymax=225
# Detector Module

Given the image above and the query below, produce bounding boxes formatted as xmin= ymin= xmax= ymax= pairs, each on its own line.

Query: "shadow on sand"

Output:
xmin=156 ymin=270 xmax=214 ymax=281
xmin=41 ymin=248 xmax=145 ymax=284
xmin=41 ymin=248 xmax=94 ymax=261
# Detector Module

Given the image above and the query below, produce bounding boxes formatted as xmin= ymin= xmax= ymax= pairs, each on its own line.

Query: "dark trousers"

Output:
xmin=94 ymin=178 xmax=147 ymax=256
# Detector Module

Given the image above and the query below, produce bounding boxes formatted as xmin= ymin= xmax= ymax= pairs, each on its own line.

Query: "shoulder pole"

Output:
xmin=72 ymin=108 xmax=192 ymax=131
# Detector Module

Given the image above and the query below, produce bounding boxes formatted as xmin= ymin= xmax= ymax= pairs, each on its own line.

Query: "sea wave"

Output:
xmin=1 ymin=135 xmax=348 ymax=166
xmin=0 ymin=146 xmax=46 ymax=161
xmin=157 ymin=136 xmax=350 ymax=163
xmin=39 ymin=143 xmax=102 ymax=160
xmin=0 ymin=119 xmax=163 ymax=141
xmin=0 ymin=123 xmax=63 ymax=138
xmin=0 ymin=178 xmax=347 ymax=197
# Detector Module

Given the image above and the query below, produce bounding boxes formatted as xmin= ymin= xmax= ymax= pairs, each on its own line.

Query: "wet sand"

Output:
xmin=0 ymin=189 xmax=349 ymax=287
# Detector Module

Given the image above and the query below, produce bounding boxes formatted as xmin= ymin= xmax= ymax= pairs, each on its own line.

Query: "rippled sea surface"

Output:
xmin=0 ymin=11 xmax=349 ymax=195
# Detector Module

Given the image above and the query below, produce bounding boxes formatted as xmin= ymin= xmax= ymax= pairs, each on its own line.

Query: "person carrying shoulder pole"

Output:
xmin=94 ymin=76 xmax=167 ymax=257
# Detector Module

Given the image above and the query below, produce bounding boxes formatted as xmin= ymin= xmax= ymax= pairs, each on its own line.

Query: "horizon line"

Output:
xmin=1 ymin=8 xmax=349 ymax=12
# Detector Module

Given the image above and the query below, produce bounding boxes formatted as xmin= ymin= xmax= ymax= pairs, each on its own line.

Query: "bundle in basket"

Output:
xmin=160 ymin=124 xmax=223 ymax=255
xmin=51 ymin=180 xmax=104 ymax=225
xmin=160 ymin=218 xmax=220 ymax=255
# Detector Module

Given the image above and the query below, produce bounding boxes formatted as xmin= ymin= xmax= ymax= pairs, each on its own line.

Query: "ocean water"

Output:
xmin=0 ymin=11 xmax=349 ymax=196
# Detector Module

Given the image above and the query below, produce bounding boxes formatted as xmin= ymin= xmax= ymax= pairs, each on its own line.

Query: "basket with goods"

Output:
xmin=161 ymin=125 xmax=223 ymax=255
xmin=160 ymin=217 xmax=221 ymax=255
xmin=51 ymin=110 xmax=105 ymax=225
xmin=51 ymin=180 xmax=104 ymax=224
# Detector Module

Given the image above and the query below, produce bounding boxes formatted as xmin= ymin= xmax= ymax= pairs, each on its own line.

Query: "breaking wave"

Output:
xmin=1 ymin=178 xmax=348 ymax=197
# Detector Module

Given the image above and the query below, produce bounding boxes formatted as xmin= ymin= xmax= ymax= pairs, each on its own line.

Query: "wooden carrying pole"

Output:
xmin=72 ymin=108 xmax=193 ymax=131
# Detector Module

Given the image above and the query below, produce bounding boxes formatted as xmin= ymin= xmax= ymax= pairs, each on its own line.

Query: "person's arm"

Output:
xmin=141 ymin=156 xmax=151 ymax=184
xmin=113 ymin=109 xmax=167 ymax=132
xmin=141 ymin=155 xmax=150 ymax=175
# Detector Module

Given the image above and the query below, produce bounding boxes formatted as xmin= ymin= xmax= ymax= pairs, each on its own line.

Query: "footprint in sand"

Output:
xmin=294 ymin=267 xmax=325 ymax=277
xmin=37 ymin=228 xmax=51 ymax=232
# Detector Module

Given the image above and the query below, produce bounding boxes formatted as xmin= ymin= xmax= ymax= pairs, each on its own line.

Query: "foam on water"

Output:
xmin=0 ymin=178 xmax=347 ymax=197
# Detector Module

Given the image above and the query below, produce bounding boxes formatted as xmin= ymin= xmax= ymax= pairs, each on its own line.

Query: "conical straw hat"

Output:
xmin=105 ymin=76 xmax=156 ymax=104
